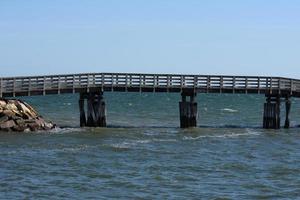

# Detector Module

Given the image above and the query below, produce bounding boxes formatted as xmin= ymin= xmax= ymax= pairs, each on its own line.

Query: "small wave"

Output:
xmin=110 ymin=142 xmax=132 ymax=150
xmin=222 ymin=108 xmax=238 ymax=112
xmin=135 ymin=139 xmax=151 ymax=144
xmin=60 ymin=144 xmax=90 ymax=152
xmin=47 ymin=127 xmax=83 ymax=134
xmin=152 ymin=138 xmax=177 ymax=142
xmin=109 ymin=139 xmax=151 ymax=149
xmin=182 ymin=131 xmax=260 ymax=140
xmin=199 ymin=125 xmax=261 ymax=129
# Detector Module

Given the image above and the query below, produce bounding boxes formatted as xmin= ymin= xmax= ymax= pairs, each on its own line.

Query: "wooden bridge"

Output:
xmin=1 ymin=73 xmax=300 ymax=129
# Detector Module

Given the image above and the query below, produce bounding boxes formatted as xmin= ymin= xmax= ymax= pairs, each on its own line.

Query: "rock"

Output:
xmin=21 ymin=101 xmax=38 ymax=118
xmin=14 ymin=118 xmax=25 ymax=126
xmin=0 ymin=120 xmax=16 ymax=129
xmin=24 ymin=119 xmax=36 ymax=124
xmin=28 ymin=122 xmax=40 ymax=131
xmin=12 ymin=124 xmax=27 ymax=132
xmin=0 ymin=115 xmax=9 ymax=123
xmin=2 ymin=110 xmax=14 ymax=118
xmin=35 ymin=118 xmax=45 ymax=127
xmin=0 ymin=98 xmax=55 ymax=132
xmin=0 ymin=100 xmax=6 ymax=107
xmin=5 ymin=101 xmax=18 ymax=112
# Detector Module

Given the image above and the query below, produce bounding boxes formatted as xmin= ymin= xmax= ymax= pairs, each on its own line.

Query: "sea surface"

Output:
xmin=1 ymin=93 xmax=300 ymax=199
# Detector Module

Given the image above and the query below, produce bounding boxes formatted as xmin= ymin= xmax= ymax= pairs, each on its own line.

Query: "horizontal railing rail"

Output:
xmin=1 ymin=73 xmax=300 ymax=97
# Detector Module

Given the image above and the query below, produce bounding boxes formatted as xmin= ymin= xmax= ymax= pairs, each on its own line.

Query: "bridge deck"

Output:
xmin=1 ymin=73 xmax=300 ymax=97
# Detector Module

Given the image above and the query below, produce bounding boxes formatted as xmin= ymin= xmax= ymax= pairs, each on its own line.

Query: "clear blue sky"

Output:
xmin=0 ymin=0 xmax=299 ymax=78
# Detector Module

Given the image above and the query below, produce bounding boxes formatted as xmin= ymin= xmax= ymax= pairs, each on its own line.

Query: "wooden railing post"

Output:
xmin=43 ymin=76 xmax=46 ymax=95
xmin=12 ymin=78 xmax=15 ymax=97
xmin=125 ymin=74 xmax=128 ymax=91
xmin=290 ymin=79 xmax=293 ymax=95
xmin=111 ymin=73 xmax=113 ymax=91
xmin=193 ymin=75 xmax=197 ymax=93
xmin=167 ymin=75 xmax=170 ymax=88
xmin=139 ymin=74 xmax=142 ymax=92
xmin=58 ymin=76 xmax=61 ymax=94
xmin=270 ymin=77 xmax=273 ymax=94
xmin=245 ymin=77 xmax=248 ymax=93
xmin=72 ymin=75 xmax=75 ymax=93
xmin=28 ymin=78 xmax=31 ymax=96
xmin=218 ymin=76 xmax=222 ymax=93
xmin=93 ymin=74 xmax=96 ymax=86
xmin=180 ymin=75 xmax=183 ymax=90
xmin=278 ymin=78 xmax=282 ymax=94
xmin=220 ymin=76 xmax=223 ymax=88
xmin=233 ymin=76 xmax=236 ymax=93
xmin=101 ymin=73 xmax=104 ymax=90
xmin=207 ymin=76 xmax=211 ymax=90
xmin=86 ymin=74 xmax=90 ymax=92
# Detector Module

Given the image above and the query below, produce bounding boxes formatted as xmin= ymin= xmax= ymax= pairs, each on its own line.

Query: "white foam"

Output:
xmin=110 ymin=139 xmax=151 ymax=149
xmin=110 ymin=142 xmax=132 ymax=149
xmin=182 ymin=130 xmax=260 ymax=140
xmin=153 ymin=138 xmax=177 ymax=142
xmin=138 ymin=139 xmax=151 ymax=144
xmin=222 ymin=108 xmax=238 ymax=113
xmin=47 ymin=127 xmax=83 ymax=134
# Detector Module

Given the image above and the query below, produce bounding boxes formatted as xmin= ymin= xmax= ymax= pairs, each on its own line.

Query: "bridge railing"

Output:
xmin=1 ymin=73 xmax=300 ymax=96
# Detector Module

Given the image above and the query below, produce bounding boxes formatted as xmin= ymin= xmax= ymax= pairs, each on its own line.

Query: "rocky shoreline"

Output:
xmin=0 ymin=98 xmax=55 ymax=132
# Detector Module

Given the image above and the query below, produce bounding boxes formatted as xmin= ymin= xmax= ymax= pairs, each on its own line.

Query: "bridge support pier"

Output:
xmin=79 ymin=93 xmax=86 ymax=127
xmin=179 ymin=91 xmax=197 ymax=128
xmin=263 ymin=95 xmax=281 ymax=129
xmin=79 ymin=91 xmax=106 ymax=127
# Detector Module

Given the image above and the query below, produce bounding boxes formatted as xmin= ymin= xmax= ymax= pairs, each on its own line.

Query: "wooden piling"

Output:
xmin=95 ymin=92 xmax=106 ymax=127
xmin=284 ymin=97 xmax=291 ymax=129
xmin=263 ymin=96 xmax=280 ymax=129
xmin=179 ymin=92 xmax=197 ymax=128
xmin=79 ymin=93 xmax=86 ymax=127
xmin=87 ymin=93 xmax=96 ymax=126
xmin=85 ymin=92 xmax=107 ymax=127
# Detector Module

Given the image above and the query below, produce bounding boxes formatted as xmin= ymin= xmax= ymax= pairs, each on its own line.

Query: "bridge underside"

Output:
xmin=2 ymin=87 xmax=300 ymax=98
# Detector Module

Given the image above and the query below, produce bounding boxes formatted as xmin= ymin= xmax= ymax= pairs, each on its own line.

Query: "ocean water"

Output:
xmin=1 ymin=93 xmax=300 ymax=199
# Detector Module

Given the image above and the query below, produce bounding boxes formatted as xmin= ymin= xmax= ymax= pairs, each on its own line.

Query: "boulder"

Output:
xmin=2 ymin=110 xmax=14 ymax=118
xmin=0 ymin=115 xmax=9 ymax=123
xmin=0 ymin=120 xmax=16 ymax=129
xmin=28 ymin=122 xmax=40 ymax=131
xmin=0 ymin=100 xmax=6 ymax=107
xmin=21 ymin=101 xmax=38 ymax=118
xmin=0 ymin=98 xmax=56 ymax=132
xmin=12 ymin=124 xmax=27 ymax=132
xmin=5 ymin=101 xmax=18 ymax=112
